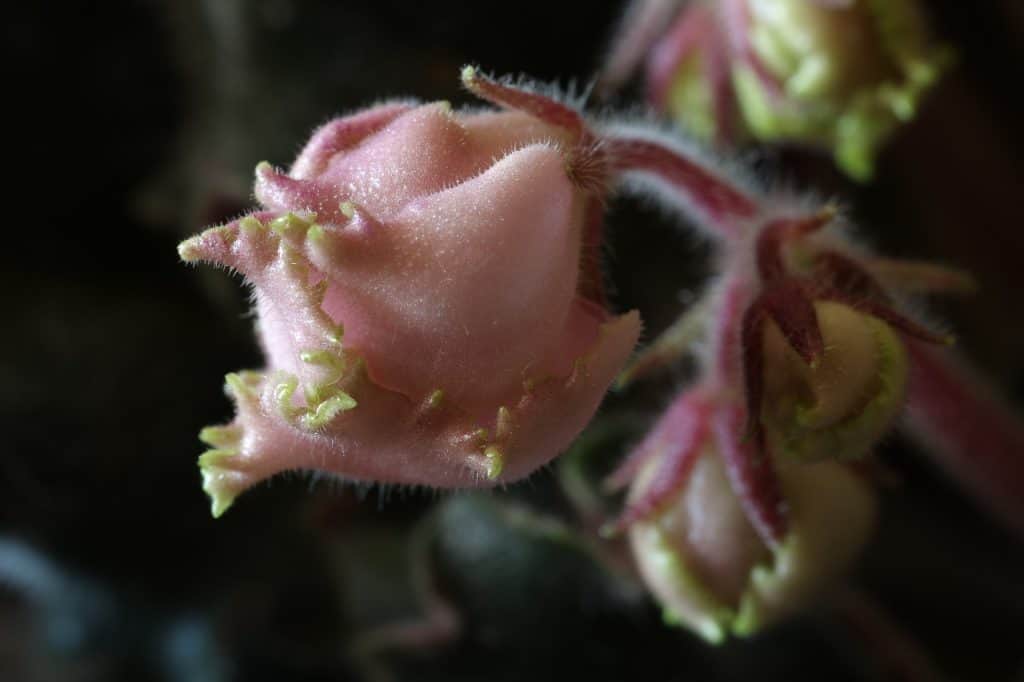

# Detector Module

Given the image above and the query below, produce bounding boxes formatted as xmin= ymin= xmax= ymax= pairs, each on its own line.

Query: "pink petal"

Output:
xmin=317 ymin=143 xmax=591 ymax=409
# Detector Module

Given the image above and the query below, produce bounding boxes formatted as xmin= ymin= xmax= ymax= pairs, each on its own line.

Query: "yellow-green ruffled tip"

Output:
xmin=301 ymin=392 xmax=357 ymax=431
xmin=270 ymin=212 xmax=313 ymax=238
xmin=177 ymin=238 xmax=202 ymax=263
xmin=484 ymin=445 xmax=504 ymax=480
xmin=199 ymin=449 xmax=240 ymax=519
xmin=206 ymin=487 xmax=235 ymax=519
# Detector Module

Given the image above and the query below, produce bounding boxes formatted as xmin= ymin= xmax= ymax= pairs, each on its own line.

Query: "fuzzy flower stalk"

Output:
xmin=602 ymin=0 xmax=952 ymax=179
xmin=180 ymin=67 xmax=771 ymax=516
xmin=606 ymin=167 xmax=1024 ymax=639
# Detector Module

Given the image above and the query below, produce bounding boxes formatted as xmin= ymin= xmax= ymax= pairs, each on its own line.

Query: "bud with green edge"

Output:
xmin=638 ymin=0 xmax=952 ymax=179
xmin=730 ymin=0 xmax=952 ymax=179
xmin=628 ymin=440 xmax=877 ymax=642
xmin=760 ymin=300 xmax=909 ymax=463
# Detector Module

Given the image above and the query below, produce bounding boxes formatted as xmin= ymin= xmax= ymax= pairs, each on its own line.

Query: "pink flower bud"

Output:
xmin=722 ymin=0 xmax=951 ymax=179
xmin=623 ymin=394 xmax=877 ymax=642
xmin=180 ymin=98 xmax=641 ymax=516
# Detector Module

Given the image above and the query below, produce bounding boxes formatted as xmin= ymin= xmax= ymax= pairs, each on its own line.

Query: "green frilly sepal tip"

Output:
xmin=198 ymin=448 xmax=239 ymax=518
xmin=731 ymin=47 xmax=952 ymax=182
xmin=197 ymin=424 xmax=243 ymax=518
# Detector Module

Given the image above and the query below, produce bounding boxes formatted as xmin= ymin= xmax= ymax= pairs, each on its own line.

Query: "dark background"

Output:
xmin=3 ymin=1 xmax=1024 ymax=680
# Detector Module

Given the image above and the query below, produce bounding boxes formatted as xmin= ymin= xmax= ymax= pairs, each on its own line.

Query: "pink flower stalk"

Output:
xmin=904 ymin=345 xmax=1024 ymax=536
xmin=179 ymin=67 xmax=768 ymax=516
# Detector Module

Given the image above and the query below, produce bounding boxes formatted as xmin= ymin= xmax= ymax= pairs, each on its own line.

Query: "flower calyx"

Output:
xmin=740 ymin=209 xmax=953 ymax=464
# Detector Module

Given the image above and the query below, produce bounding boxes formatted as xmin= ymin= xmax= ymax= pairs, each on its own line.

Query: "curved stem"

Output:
xmin=904 ymin=343 xmax=1024 ymax=537
xmin=713 ymin=403 xmax=788 ymax=546
xmin=604 ymin=134 xmax=758 ymax=239
xmin=831 ymin=588 xmax=945 ymax=682
xmin=707 ymin=272 xmax=754 ymax=390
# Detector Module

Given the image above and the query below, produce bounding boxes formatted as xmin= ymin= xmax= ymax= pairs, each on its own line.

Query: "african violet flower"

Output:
xmin=180 ymin=67 xmax=763 ymax=516
xmin=603 ymin=0 xmax=952 ymax=179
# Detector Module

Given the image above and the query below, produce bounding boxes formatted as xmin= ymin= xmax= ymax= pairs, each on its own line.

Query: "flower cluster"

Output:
xmin=605 ymin=201 xmax=967 ymax=639
xmin=180 ymin=66 xmax=1024 ymax=645
xmin=600 ymin=139 xmax=1024 ymax=641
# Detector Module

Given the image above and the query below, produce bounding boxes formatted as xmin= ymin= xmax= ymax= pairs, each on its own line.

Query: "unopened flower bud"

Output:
xmin=636 ymin=0 xmax=950 ymax=179
xmin=730 ymin=0 xmax=951 ymax=178
xmin=629 ymin=445 xmax=876 ymax=642
xmin=760 ymin=300 xmax=908 ymax=462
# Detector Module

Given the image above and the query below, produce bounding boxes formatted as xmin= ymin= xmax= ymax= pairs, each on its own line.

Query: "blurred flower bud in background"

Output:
xmin=728 ymin=0 xmax=951 ymax=179
xmin=605 ymin=0 xmax=952 ymax=179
